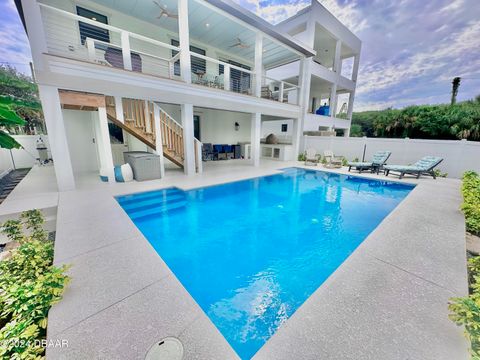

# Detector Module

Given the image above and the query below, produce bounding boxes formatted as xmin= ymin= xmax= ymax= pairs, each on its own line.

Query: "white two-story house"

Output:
xmin=15 ymin=0 xmax=360 ymax=191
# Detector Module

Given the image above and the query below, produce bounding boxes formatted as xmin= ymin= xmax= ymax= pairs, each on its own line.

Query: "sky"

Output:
xmin=1 ymin=0 xmax=479 ymax=112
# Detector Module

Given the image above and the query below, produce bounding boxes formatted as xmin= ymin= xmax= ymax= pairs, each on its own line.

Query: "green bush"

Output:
xmin=0 ymin=210 xmax=69 ymax=359
xmin=461 ymin=171 xmax=480 ymax=235
xmin=297 ymin=152 xmax=306 ymax=161
xmin=450 ymin=256 xmax=480 ymax=358
xmin=350 ymin=98 xmax=480 ymax=141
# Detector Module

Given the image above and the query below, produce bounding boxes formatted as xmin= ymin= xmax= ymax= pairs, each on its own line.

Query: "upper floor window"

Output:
xmin=76 ymin=7 xmax=110 ymax=45
xmin=171 ymin=40 xmax=206 ymax=76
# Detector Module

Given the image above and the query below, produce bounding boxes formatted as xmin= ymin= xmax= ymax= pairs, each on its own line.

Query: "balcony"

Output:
xmin=38 ymin=2 xmax=300 ymax=105
xmin=304 ymin=113 xmax=351 ymax=131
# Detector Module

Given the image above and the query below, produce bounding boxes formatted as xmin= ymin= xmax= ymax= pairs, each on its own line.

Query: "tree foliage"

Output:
xmin=350 ymin=98 xmax=480 ymax=141
xmin=0 ymin=66 xmax=44 ymax=149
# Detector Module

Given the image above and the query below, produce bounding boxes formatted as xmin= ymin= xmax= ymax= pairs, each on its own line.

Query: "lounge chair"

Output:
xmin=348 ymin=151 xmax=391 ymax=174
xmin=202 ymin=143 xmax=215 ymax=161
xmin=304 ymin=148 xmax=319 ymax=166
xmin=323 ymin=150 xmax=343 ymax=168
xmin=384 ymin=156 xmax=443 ymax=179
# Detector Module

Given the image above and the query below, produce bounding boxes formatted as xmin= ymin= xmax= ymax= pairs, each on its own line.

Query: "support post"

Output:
xmin=224 ymin=65 xmax=231 ymax=91
xmin=254 ymin=33 xmax=263 ymax=97
xmin=195 ymin=140 xmax=203 ymax=174
xmin=121 ymin=31 xmax=132 ymax=71
xmin=114 ymin=96 xmax=124 ymax=123
xmin=352 ymin=54 xmax=360 ymax=82
xmin=153 ymin=104 xmax=165 ymax=178
xmin=97 ymin=106 xmax=115 ymax=182
xmin=296 ymin=57 xmax=312 ymax=157
xmin=251 ymin=113 xmax=261 ymax=167
xmin=21 ymin=0 xmax=48 ymax=73
xmin=37 ymin=85 xmax=75 ymax=191
xmin=182 ymin=104 xmax=195 ymax=175
xmin=178 ymin=0 xmax=191 ymax=83
xmin=86 ymin=38 xmax=96 ymax=62
xmin=334 ymin=39 xmax=342 ymax=74
xmin=279 ymin=81 xmax=284 ymax=103
xmin=329 ymin=83 xmax=338 ymax=125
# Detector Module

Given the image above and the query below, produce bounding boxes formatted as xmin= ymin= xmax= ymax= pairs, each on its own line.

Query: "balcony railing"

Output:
xmin=38 ymin=3 xmax=300 ymax=105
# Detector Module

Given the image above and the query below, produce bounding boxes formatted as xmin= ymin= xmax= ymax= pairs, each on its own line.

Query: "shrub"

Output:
xmin=450 ymin=256 xmax=480 ymax=358
xmin=297 ymin=152 xmax=306 ymax=161
xmin=0 ymin=210 xmax=69 ymax=359
xmin=461 ymin=171 xmax=480 ymax=235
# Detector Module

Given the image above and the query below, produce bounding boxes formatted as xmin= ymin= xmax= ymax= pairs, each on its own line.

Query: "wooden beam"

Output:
xmin=58 ymin=90 xmax=105 ymax=109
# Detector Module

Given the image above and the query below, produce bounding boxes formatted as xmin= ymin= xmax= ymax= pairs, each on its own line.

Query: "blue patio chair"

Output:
xmin=222 ymin=145 xmax=234 ymax=160
xmin=348 ymin=151 xmax=391 ymax=174
xmin=384 ymin=156 xmax=443 ymax=179
xmin=213 ymin=144 xmax=226 ymax=160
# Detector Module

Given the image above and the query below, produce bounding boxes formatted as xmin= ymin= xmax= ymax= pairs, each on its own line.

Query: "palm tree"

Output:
xmin=451 ymin=77 xmax=461 ymax=105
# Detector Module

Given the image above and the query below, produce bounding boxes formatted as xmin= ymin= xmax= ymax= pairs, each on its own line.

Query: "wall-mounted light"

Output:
xmin=234 ymin=122 xmax=240 ymax=131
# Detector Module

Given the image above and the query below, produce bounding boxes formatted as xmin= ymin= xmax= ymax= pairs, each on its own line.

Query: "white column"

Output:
xmin=182 ymin=104 xmax=195 ymax=175
xmin=296 ymin=57 xmax=312 ymax=156
xmin=114 ymin=96 xmax=124 ymax=123
xmin=97 ymin=106 xmax=115 ymax=182
xmin=178 ymin=0 xmax=191 ymax=84
xmin=224 ymin=65 xmax=231 ymax=91
xmin=21 ymin=0 xmax=48 ymax=73
xmin=250 ymin=113 xmax=261 ymax=167
xmin=334 ymin=39 xmax=342 ymax=74
xmin=121 ymin=31 xmax=132 ymax=71
xmin=86 ymin=38 xmax=96 ymax=62
xmin=347 ymin=90 xmax=355 ymax=121
xmin=254 ymin=33 xmax=263 ymax=97
xmin=279 ymin=82 xmax=284 ymax=103
xmin=37 ymin=85 xmax=75 ymax=191
xmin=352 ymin=54 xmax=360 ymax=82
xmin=329 ymin=83 xmax=338 ymax=121
xmin=153 ymin=104 xmax=165 ymax=178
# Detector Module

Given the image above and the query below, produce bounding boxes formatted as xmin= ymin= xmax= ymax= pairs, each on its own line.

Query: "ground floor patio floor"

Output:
xmin=0 ymin=160 xmax=469 ymax=359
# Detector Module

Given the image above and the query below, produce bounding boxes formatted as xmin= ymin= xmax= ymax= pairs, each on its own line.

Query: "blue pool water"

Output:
xmin=116 ymin=168 xmax=413 ymax=359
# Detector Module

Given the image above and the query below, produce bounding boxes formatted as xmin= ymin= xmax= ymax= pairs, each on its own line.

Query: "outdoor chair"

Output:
xmin=384 ymin=156 xmax=443 ymax=179
xmin=213 ymin=144 xmax=225 ymax=160
xmin=304 ymin=148 xmax=319 ymax=166
xmin=323 ymin=150 xmax=343 ymax=168
xmin=348 ymin=151 xmax=391 ymax=174
xmin=202 ymin=143 xmax=215 ymax=161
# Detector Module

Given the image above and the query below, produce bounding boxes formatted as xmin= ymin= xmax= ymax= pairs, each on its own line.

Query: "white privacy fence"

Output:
xmin=0 ymin=136 xmax=50 ymax=177
xmin=304 ymin=136 xmax=480 ymax=178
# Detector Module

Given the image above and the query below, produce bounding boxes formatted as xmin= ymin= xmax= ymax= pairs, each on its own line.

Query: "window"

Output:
xmin=219 ymin=60 xmax=251 ymax=93
xmin=76 ymin=7 xmax=109 ymax=45
xmin=281 ymin=124 xmax=288 ymax=132
xmin=171 ymin=40 xmax=206 ymax=76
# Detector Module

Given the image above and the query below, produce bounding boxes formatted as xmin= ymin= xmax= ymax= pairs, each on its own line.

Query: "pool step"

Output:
xmin=117 ymin=188 xmax=188 ymax=221
xmin=123 ymin=195 xmax=186 ymax=214
xmin=128 ymin=200 xmax=187 ymax=221
xmin=117 ymin=188 xmax=183 ymax=205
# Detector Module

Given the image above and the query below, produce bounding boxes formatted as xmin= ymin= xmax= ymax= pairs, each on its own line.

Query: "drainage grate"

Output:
xmin=145 ymin=337 xmax=184 ymax=360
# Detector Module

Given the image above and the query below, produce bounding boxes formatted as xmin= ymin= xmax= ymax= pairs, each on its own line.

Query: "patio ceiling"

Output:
xmin=90 ymin=0 xmax=300 ymax=68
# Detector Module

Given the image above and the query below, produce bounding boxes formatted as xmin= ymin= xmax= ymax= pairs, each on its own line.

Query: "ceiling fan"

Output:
xmin=229 ymin=37 xmax=250 ymax=49
xmin=153 ymin=1 xmax=178 ymax=20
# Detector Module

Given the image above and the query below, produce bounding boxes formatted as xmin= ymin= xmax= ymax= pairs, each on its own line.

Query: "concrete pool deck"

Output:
xmin=0 ymin=161 xmax=468 ymax=359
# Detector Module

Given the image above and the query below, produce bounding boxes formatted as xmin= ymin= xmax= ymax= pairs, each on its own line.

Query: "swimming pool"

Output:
xmin=116 ymin=168 xmax=413 ymax=359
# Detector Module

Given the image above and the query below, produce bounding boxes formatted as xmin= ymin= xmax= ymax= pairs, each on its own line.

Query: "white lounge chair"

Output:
xmin=304 ymin=148 xmax=319 ymax=166
xmin=323 ymin=150 xmax=343 ymax=168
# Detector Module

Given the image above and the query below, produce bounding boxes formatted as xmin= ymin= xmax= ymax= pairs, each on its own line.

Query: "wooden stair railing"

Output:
xmin=105 ymin=96 xmax=203 ymax=173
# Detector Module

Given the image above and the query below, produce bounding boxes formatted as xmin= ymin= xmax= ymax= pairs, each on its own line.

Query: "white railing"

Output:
xmin=189 ymin=52 xmax=255 ymax=95
xmin=157 ymin=106 xmax=203 ymax=173
xmin=39 ymin=3 xmax=181 ymax=80
xmin=261 ymin=76 xmax=300 ymax=105
xmin=38 ymin=3 xmax=300 ymax=106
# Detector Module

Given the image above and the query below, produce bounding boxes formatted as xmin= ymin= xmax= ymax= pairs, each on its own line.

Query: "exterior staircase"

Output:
xmin=105 ymin=96 xmax=190 ymax=169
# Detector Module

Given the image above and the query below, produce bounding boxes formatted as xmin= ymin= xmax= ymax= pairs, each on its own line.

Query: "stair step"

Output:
xmin=116 ymin=187 xmax=183 ymax=205
xmin=122 ymin=194 xmax=186 ymax=213
xmin=129 ymin=200 xmax=187 ymax=221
